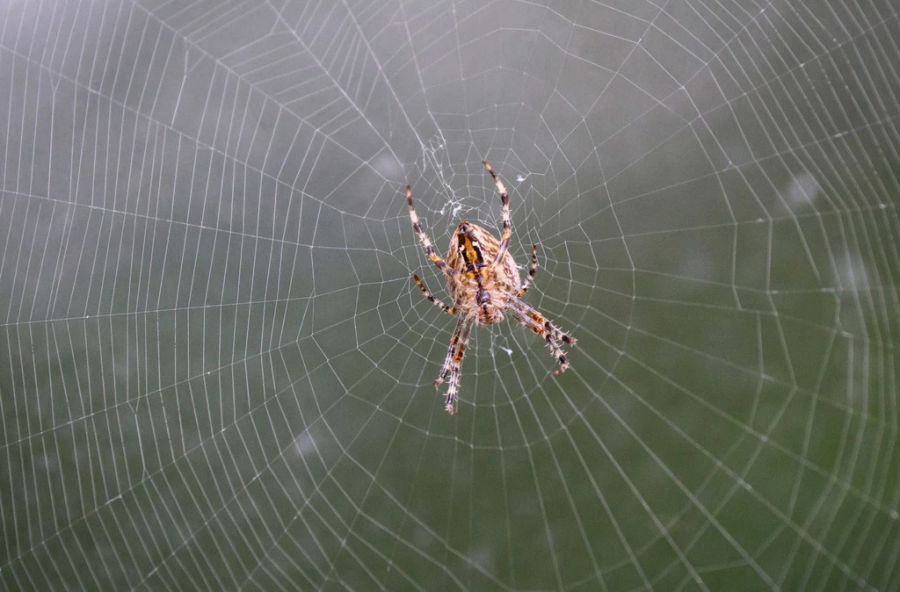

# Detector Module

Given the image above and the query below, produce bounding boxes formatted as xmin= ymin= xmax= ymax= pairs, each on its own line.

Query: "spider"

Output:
xmin=405 ymin=160 xmax=576 ymax=415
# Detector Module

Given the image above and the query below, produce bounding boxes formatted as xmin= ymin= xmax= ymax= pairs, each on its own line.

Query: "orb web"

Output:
xmin=0 ymin=1 xmax=898 ymax=590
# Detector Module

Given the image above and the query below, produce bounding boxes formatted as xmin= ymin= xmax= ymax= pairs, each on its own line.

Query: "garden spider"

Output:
xmin=405 ymin=160 xmax=576 ymax=415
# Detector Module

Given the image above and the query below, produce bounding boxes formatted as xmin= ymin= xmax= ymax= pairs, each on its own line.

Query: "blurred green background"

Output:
xmin=1 ymin=1 xmax=898 ymax=590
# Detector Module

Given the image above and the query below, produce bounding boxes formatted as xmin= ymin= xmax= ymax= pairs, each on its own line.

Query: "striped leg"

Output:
xmin=413 ymin=274 xmax=456 ymax=315
xmin=405 ymin=186 xmax=455 ymax=275
xmin=433 ymin=316 xmax=473 ymax=415
xmin=510 ymin=299 xmax=576 ymax=347
xmin=482 ymin=161 xmax=512 ymax=267
xmin=516 ymin=244 xmax=538 ymax=298
xmin=544 ymin=330 xmax=570 ymax=376
xmin=509 ymin=300 xmax=575 ymax=375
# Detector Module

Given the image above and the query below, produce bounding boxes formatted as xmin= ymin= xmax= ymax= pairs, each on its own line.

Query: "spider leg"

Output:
xmin=510 ymin=299 xmax=576 ymax=346
xmin=516 ymin=244 xmax=538 ymax=298
xmin=509 ymin=299 xmax=575 ymax=375
xmin=405 ymin=185 xmax=456 ymax=276
xmin=482 ymin=160 xmax=512 ymax=268
xmin=433 ymin=316 xmax=473 ymax=415
xmin=413 ymin=274 xmax=456 ymax=315
xmin=544 ymin=331 xmax=570 ymax=376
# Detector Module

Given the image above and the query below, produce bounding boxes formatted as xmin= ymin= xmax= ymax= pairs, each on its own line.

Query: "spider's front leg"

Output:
xmin=413 ymin=274 xmax=456 ymax=315
xmin=405 ymin=185 xmax=455 ymax=277
xmin=482 ymin=160 xmax=512 ymax=267
xmin=433 ymin=316 xmax=473 ymax=415
xmin=517 ymin=244 xmax=538 ymax=298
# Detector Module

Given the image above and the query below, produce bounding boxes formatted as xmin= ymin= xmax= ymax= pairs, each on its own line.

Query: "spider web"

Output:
xmin=1 ymin=0 xmax=898 ymax=589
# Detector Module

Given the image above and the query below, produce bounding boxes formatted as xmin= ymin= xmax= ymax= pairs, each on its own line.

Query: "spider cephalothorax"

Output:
xmin=405 ymin=161 xmax=576 ymax=415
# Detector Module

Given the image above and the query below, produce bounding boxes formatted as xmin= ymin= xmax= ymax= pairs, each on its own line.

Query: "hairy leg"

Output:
xmin=482 ymin=161 xmax=512 ymax=268
xmin=434 ymin=316 xmax=474 ymax=414
xmin=509 ymin=299 xmax=575 ymax=375
xmin=516 ymin=244 xmax=538 ymax=298
xmin=413 ymin=274 xmax=456 ymax=315
xmin=405 ymin=185 xmax=455 ymax=275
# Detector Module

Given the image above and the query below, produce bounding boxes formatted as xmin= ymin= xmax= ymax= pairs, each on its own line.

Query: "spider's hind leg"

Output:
xmin=509 ymin=299 xmax=575 ymax=375
xmin=433 ymin=316 xmax=473 ymax=415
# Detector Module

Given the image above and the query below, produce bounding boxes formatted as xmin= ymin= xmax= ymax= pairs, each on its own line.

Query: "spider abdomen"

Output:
xmin=445 ymin=222 xmax=520 ymax=325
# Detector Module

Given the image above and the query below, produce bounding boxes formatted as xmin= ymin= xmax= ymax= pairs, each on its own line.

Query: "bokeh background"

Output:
xmin=1 ymin=0 xmax=898 ymax=590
